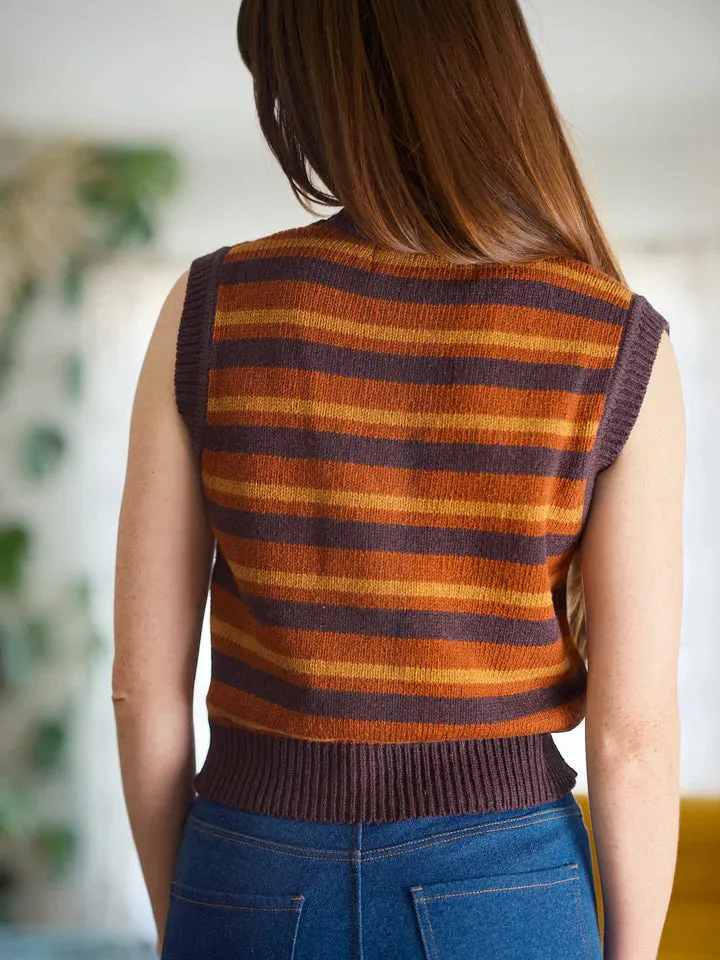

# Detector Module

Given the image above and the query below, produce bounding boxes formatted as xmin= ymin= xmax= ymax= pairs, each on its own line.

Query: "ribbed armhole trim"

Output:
xmin=594 ymin=293 xmax=670 ymax=473
xmin=174 ymin=246 xmax=230 ymax=468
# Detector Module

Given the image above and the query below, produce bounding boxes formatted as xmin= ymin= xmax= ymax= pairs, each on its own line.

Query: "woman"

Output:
xmin=113 ymin=2 xmax=685 ymax=958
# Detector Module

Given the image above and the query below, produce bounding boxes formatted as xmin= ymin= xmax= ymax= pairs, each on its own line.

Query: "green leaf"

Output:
xmin=0 ymin=863 xmax=19 ymax=923
xmin=35 ymin=824 xmax=77 ymax=878
xmin=29 ymin=716 xmax=69 ymax=773
xmin=86 ymin=626 xmax=107 ymax=660
xmin=3 ymin=276 xmax=39 ymax=328
xmin=100 ymin=147 xmax=179 ymax=200
xmin=0 ymin=279 xmax=40 ymax=398
xmin=72 ymin=575 xmax=93 ymax=612
xmin=0 ymin=615 xmax=49 ymax=691
xmin=77 ymin=146 xmax=178 ymax=254
xmin=64 ymin=352 xmax=84 ymax=401
xmin=0 ymin=524 xmax=31 ymax=593
xmin=62 ymin=258 xmax=85 ymax=308
xmin=23 ymin=614 xmax=50 ymax=658
xmin=0 ymin=345 xmax=12 ymax=396
xmin=0 ymin=783 xmax=41 ymax=839
xmin=122 ymin=200 xmax=155 ymax=244
xmin=0 ymin=622 xmax=33 ymax=690
xmin=22 ymin=425 xmax=67 ymax=480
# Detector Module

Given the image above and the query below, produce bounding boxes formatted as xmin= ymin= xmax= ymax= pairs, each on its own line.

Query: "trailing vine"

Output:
xmin=0 ymin=134 xmax=179 ymax=920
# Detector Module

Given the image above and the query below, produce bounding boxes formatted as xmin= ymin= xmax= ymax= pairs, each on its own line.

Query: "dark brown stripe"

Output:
xmin=205 ymin=499 xmax=579 ymax=566
xmin=210 ymin=548 xmax=564 ymax=647
xmin=219 ymin=258 xmax=625 ymax=326
xmin=209 ymin=336 xmax=615 ymax=387
xmin=210 ymin=648 xmax=586 ymax=725
xmin=203 ymin=424 xmax=592 ymax=481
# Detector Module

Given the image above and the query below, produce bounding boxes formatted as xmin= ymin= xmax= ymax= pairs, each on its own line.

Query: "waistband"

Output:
xmin=185 ymin=790 xmax=581 ymax=855
xmin=194 ymin=721 xmax=578 ymax=823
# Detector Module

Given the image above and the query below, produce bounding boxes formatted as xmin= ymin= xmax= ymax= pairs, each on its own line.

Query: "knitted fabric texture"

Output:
xmin=175 ymin=208 xmax=670 ymax=822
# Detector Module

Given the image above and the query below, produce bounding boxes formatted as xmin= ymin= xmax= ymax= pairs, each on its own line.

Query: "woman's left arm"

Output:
xmin=112 ymin=268 xmax=215 ymax=954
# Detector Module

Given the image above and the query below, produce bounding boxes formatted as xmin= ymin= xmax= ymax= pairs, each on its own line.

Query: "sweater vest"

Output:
xmin=174 ymin=207 xmax=670 ymax=822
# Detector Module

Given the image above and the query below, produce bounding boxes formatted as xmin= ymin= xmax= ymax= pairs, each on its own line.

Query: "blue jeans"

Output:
xmin=161 ymin=790 xmax=603 ymax=959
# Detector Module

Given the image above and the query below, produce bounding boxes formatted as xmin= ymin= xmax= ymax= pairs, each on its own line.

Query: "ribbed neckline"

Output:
xmin=324 ymin=207 xmax=369 ymax=241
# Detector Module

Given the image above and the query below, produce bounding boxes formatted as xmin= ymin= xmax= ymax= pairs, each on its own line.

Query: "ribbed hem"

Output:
xmin=194 ymin=721 xmax=578 ymax=823
xmin=594 ymin=292 xmax=670 ymax=473
xmin=174 ymin=245 xmax=230 ymax=469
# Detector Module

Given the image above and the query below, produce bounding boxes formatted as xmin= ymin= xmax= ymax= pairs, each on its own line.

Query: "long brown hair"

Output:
xmin=237 ymin=0 xmax=625 ymax=663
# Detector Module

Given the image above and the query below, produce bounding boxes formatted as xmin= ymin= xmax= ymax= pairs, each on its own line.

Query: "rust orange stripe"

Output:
xmin=207 ymin=679 xmax=587 ymax=741
xmin=203 ymin=448 xmax=588 ymax=511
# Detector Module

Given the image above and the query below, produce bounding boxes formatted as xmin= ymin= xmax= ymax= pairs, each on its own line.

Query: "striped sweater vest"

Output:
xmin=175 ymin=207 xmax=670 ymax=822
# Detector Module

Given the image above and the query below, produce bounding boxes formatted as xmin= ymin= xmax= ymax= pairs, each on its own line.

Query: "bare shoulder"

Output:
xmin=132 ymin=268 xmax=192 ymax=413
xmin=153 ymin=268 xmax=191 ymax=344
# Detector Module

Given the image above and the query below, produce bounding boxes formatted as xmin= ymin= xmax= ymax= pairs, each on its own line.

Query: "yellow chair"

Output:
xmin=575 ymin=794 xmax=720 ymax=960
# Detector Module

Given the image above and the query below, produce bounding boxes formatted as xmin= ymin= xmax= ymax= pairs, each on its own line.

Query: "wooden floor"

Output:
xmin=575 ymin=794 xmax=720 ymax=959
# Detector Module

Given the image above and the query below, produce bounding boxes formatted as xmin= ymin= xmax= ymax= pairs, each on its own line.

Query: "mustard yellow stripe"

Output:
xmin=208 ymin=705 xmax=281 ymax=736
xmin=225 ymin=558 xmax=551 ymax=609
xmin=211 ymin=615 xmax=570 ymax=686
xmin=228 ymin=233 xmax=468 ymax=273
xmin=537 ymin=261 xmax=630 ymax=304
xmin=203 ymin=474 xmax=584 ymax=525
xmin=229 ymin=234 xmax=630 ymax=306
xmin=207 ymin=394 xmax=598 ymax=444
xmin=214 ymin=307 xmax=617 ymax=362
xmin=208 ymin=703 xmax=342 ymax=743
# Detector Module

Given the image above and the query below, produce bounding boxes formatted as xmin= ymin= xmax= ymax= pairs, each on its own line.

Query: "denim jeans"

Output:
xmin=160 ymin=789 xmax=603 ymax=960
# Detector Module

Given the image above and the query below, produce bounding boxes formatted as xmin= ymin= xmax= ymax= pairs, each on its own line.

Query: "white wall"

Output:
xmin=153 ymin=133 xmax=720 ymax=262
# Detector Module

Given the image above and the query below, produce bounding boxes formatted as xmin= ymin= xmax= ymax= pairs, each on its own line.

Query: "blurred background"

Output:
xmin=0 ymin=1 xmax=717 ymax=957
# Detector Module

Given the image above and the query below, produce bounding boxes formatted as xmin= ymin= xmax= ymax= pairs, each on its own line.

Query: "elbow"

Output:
xmin=111 ymin=656 xmax=141 ymax=710
xmin=110 ymin=660 xmax=157 ymax=715
xmin=111 ymin=681 xmax=144 ymax=714
xmin=111 ymin=685 xmax=135 ymax=710
xmin=586 ymin=712 xmax=680 ymax=762
xmin=111 ymin=665 xmax=193 ymax=719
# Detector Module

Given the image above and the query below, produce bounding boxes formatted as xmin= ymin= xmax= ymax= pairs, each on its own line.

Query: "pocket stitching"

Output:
xmin=410 ymin=863 xmax=586 ymax=960
xmin=166 ymin=885 xmax=306 ymax=959
xmin=287 ymin=894 xmax=305 ymax=960
xmin=415 ymin=874 xmax=580 ymax=902
xmin=416 ymin=892 xmax=440 ymax=960
xmin=170 ymin=881 xmax=305 ymax=912
xmin=410 ymin=862 xmax=579 ymax=896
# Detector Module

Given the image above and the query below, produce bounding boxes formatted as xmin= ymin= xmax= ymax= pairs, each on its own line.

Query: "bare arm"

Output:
xmin=579 ymin=330 xmax=685 ymax=960
xmin=112 ymin=268 xmax=215 ymax=953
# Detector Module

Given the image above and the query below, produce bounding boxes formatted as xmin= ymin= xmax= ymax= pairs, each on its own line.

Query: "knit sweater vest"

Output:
xmin=175 ymin=207 xmax=670 ymax=823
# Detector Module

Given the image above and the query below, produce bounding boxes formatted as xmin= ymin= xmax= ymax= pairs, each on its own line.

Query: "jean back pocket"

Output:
xmin=410 ymin=861 xmax=591 ymax=960
xmin=161 ymin=880 xmax=305 ymax=960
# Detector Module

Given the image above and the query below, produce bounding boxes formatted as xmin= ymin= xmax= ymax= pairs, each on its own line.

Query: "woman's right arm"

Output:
xmin=579 ymin=329 xmax=685 ymax=960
